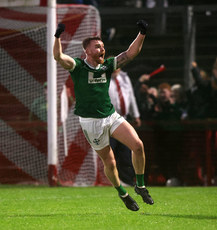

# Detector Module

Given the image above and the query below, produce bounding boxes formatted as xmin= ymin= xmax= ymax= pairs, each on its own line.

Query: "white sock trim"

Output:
xmin=120 ymin=192 xmax=128 ymax=198
xmin=137 ymin=185 xmax=146 ymax=189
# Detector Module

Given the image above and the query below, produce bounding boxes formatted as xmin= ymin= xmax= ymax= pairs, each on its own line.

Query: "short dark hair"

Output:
xmin=82 ymin=37 xmax=102 ymax=49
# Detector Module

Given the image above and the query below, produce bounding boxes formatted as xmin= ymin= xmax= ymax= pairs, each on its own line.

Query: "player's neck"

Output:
xmin=84 ymin=58 xmax=100 ymax=69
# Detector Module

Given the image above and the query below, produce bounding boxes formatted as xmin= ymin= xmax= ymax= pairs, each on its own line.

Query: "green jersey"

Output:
xmin=69 ymin=57 xmax=116 ymax=118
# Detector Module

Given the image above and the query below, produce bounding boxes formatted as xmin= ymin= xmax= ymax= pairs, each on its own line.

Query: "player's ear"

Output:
xmin=85 ymin=47 xmax=91 ymax=55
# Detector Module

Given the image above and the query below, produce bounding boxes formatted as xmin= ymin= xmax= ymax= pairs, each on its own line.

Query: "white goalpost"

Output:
xmin=47 ymin=0 xmax=58 ymax=186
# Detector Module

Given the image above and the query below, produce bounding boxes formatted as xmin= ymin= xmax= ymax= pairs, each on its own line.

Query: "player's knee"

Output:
xmin=105 ymin=158 xmax=117 ymax=172
xmin=132 ymin=139 xmax=144 ymax=155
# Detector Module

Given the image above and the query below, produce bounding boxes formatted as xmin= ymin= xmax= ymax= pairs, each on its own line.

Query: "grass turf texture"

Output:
xmin=0 ymin=186 xmax=217 ymax=230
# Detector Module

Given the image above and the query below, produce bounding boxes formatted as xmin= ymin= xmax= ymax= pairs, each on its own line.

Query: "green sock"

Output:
xmin=136 ymin=174 xmax=144 ymax=187
xmin=115 ymin=185 xmax=127 ymax=196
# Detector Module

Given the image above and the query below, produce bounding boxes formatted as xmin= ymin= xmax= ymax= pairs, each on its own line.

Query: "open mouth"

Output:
xmin=98 ymin=54 xmax=105 ymax=63
xmin=99 ymin=53 xmax=104 ymax=59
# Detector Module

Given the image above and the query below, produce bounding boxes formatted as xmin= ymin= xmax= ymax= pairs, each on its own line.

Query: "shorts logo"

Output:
xmin=93 ymin=138 xmax=100 ymax=145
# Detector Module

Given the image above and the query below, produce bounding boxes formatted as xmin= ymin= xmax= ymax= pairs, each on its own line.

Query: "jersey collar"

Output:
xmin=84 ymin=59 xmax=101 ymax=70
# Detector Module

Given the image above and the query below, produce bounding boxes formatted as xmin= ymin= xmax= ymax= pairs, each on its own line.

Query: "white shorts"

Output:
xmin=79 ymin=111 xmax=125 ymax=150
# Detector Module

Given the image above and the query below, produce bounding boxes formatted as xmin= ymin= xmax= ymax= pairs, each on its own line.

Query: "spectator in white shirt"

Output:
xmin=109 ymin=68 xmax=141 ymax=126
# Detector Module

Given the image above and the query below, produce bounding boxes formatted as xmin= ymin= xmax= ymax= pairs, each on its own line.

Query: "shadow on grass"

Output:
xmin=4 ymin=213 xmax=217 ymax=220
xmin=141 ymin=213 xmax=217 ymax=220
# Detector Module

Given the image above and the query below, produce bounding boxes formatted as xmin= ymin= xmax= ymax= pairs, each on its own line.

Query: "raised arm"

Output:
xmin=53 ymin=24 xmax=75 ymax=71
xmin=116 ymin=20 xmax=148 ymax=69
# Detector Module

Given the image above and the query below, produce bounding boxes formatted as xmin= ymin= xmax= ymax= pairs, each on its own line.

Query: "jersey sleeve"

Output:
xmin=106 ymin=57 xmax=117 ymax=71
xmin=68 ymin=58 xmax=80 ymax=73
xmin=113 ymin=57 xmax=117 ymax=70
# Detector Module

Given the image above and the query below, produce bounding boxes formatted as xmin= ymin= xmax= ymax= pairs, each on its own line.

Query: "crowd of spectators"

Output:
xmin=134 ymin=58 xmax=217 ymax=122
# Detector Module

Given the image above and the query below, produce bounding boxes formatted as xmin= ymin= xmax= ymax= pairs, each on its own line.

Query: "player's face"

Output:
xmin=86 ymin=40 xmax=105 ymax=64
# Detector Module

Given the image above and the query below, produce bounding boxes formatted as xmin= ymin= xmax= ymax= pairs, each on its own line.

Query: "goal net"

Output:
xmin=0 ymin=4 xmax=110 ymax=186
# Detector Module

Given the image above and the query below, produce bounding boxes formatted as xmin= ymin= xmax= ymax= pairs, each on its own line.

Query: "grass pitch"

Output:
xmin=0 ymin=185 xmax=217 ymax=230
